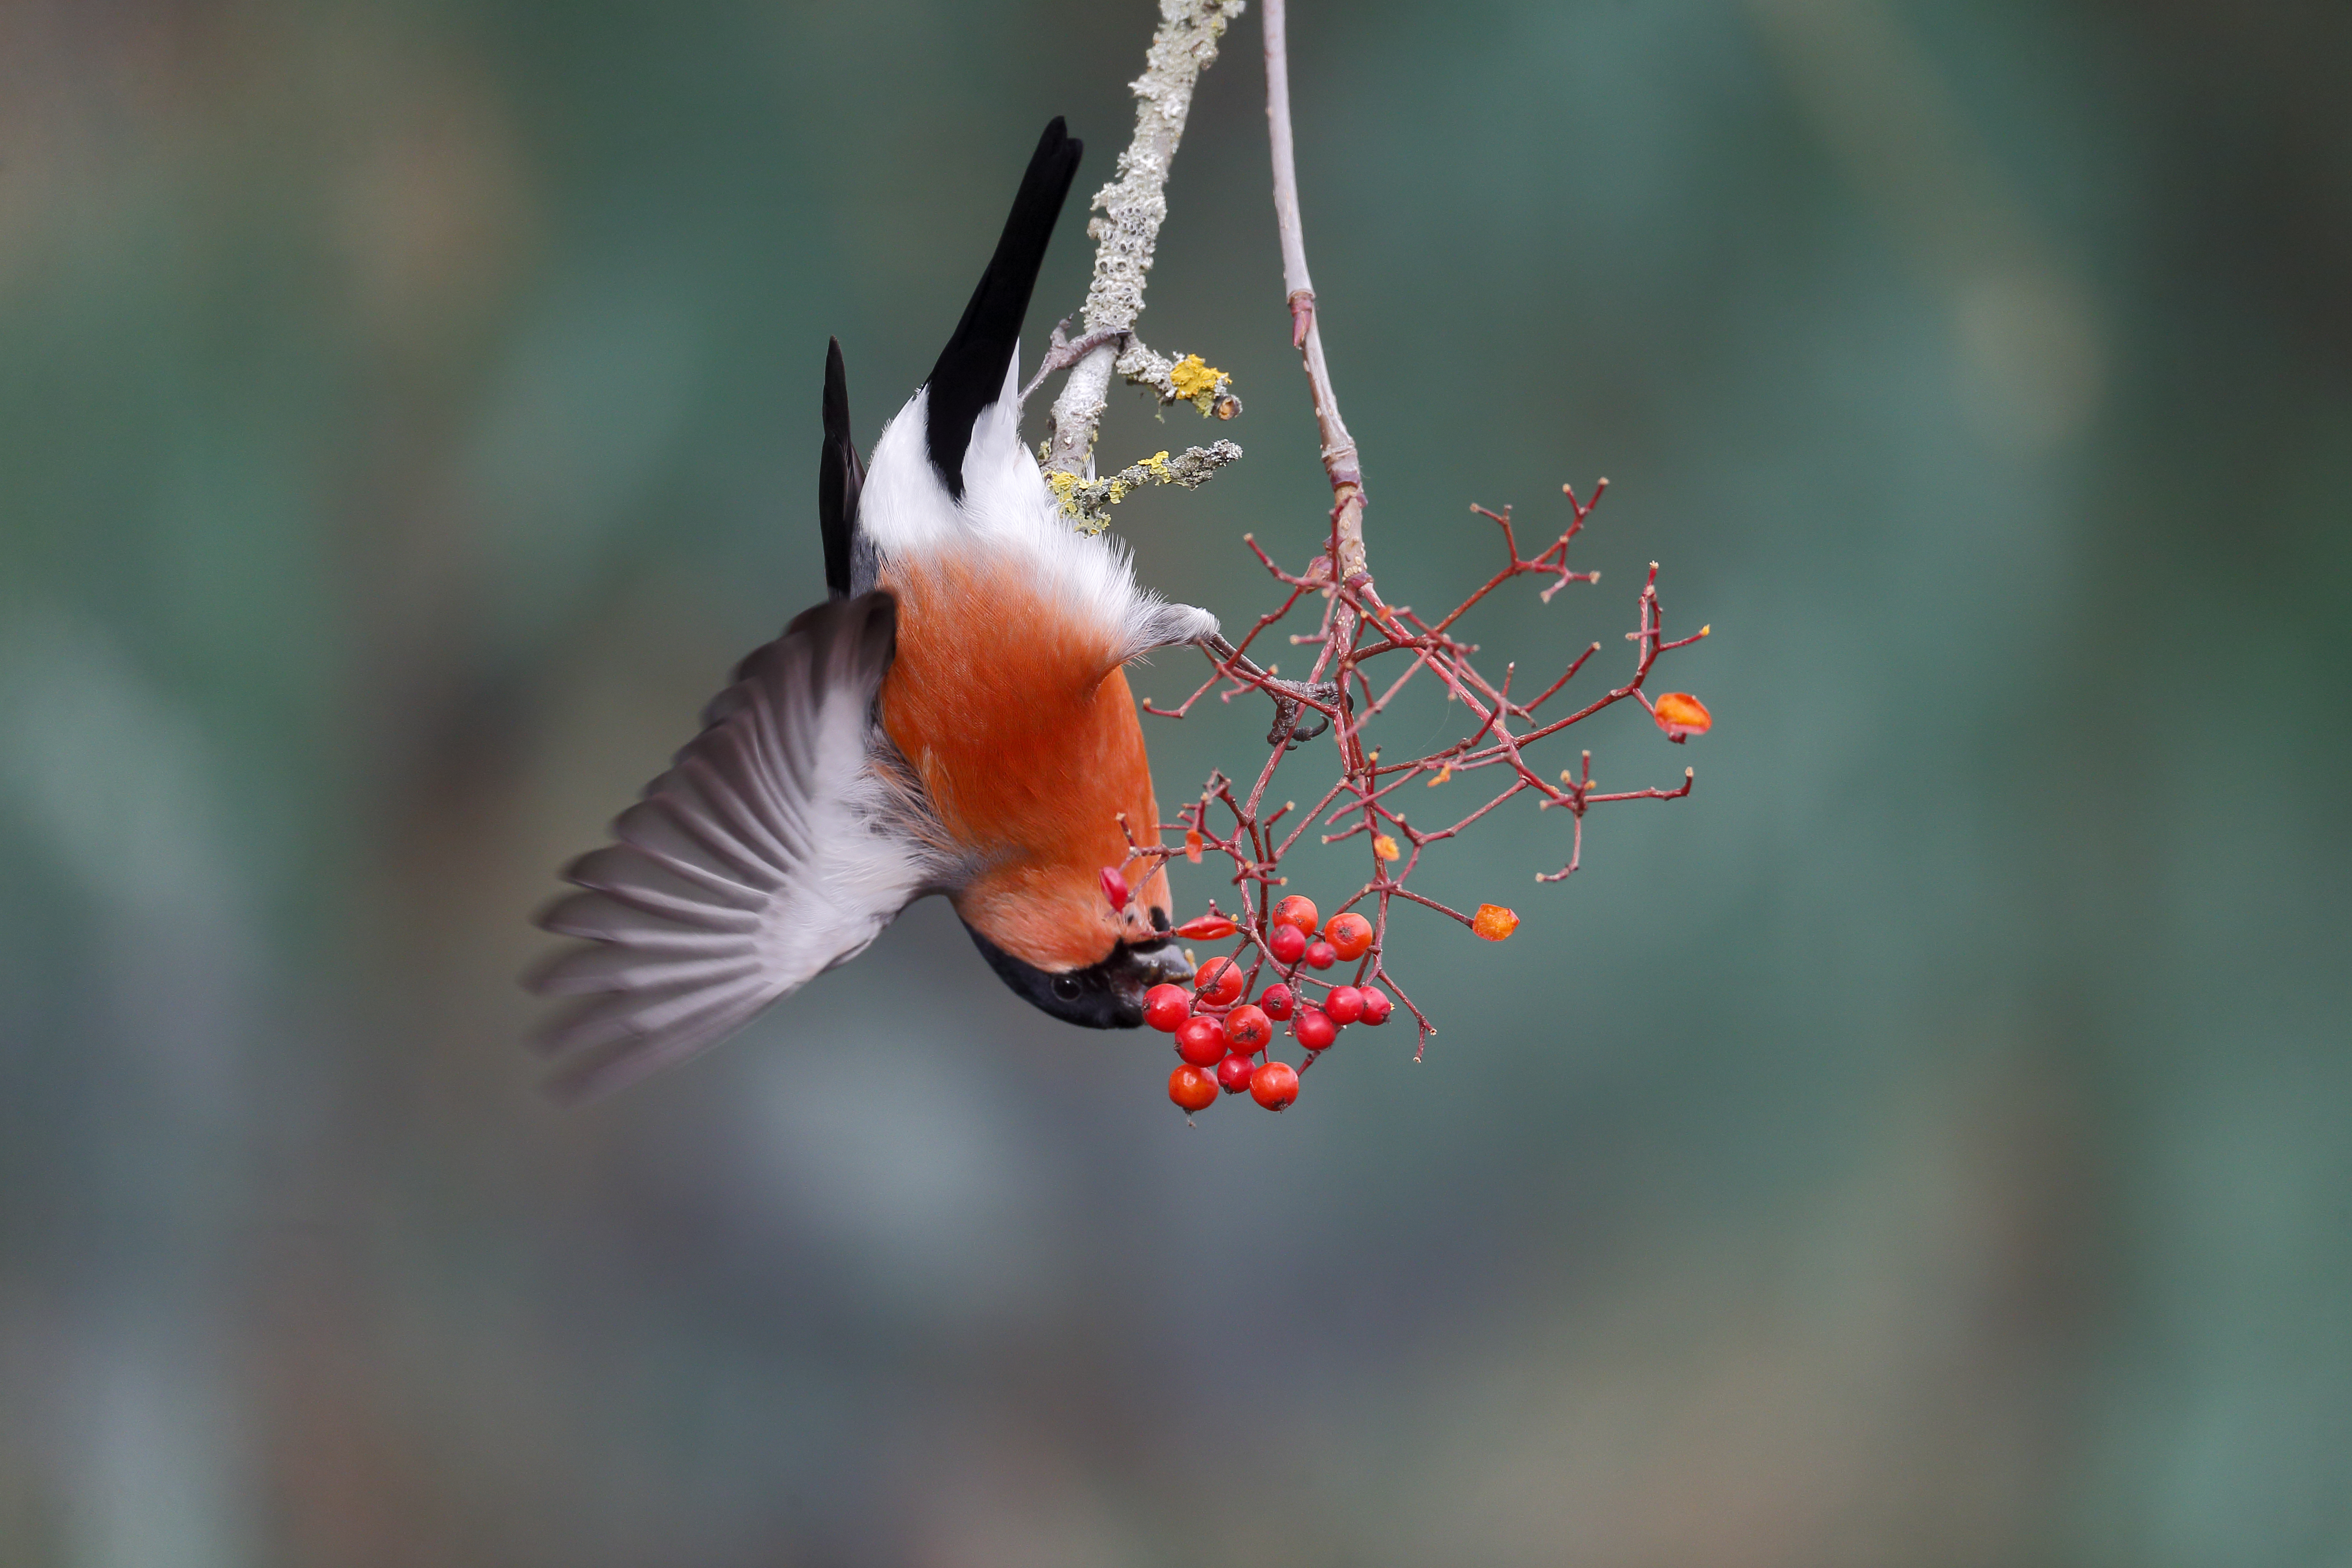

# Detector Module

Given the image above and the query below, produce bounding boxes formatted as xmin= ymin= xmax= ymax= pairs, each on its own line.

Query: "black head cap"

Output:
xmin=963 ymin=922 xmax=1192 ymax=1029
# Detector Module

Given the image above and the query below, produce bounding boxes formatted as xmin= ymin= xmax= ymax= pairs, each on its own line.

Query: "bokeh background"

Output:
xmin=4 ymin=0 xmax=2349 ymax=1563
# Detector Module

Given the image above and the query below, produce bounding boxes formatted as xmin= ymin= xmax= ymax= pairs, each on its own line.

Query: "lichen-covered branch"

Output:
xmin=1040 ymin=0 xmax=1246 ymax=480
xmin=1117 ymin=345 xmax=1241 ymax=419
xmin=1046 ymin=440 xmax=1243 ymax=533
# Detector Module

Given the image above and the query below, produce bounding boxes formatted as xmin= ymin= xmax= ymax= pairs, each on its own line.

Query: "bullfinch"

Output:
xmin=527 ymin=119 xmax=1238 ymax=1099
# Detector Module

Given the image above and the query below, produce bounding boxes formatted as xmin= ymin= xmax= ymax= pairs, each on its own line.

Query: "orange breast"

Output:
xmin=877 ymin=550 xmax=1171 ymax=970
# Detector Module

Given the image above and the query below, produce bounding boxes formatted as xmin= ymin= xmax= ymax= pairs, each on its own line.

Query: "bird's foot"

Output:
xmin=1198 ymin=634 xmax=1343 ymax=748
xmin=1265 ymin=679 xmax=1343 ymax=748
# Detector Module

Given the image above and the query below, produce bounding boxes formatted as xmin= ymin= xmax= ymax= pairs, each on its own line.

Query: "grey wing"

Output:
xmin=527 ymin=590 xmax=930 ymax=1100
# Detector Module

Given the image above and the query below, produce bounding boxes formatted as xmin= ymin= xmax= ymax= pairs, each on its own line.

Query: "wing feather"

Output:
xmin=563 ymin=846 xmax=767 ymax=919
xmin=530 ymin=943 xmax=765 ymax=996
xmin=539 ymin=890 xmax=756 ymax=942
xmin=585 ymin=830 xmax=770 ymax=908
xmin=622 ymin=790 xmax=774 ymax=886
xmin=669 ymin=757 xmax=799 ymax=871
xmin=542 ymin=980 xmax=776 ymax=1100
xmin=678 ymin=749 xmax=807 ymax=866
xmin=526 ymin=590 xmax=933 ymax=1098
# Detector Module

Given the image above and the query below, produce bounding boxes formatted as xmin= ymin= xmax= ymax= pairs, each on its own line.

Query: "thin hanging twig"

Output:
xmin=1263 ymin=0 xmax=1376 ymax=638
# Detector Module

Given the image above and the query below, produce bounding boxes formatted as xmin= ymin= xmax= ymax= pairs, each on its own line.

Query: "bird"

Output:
xmin=525 ymin=118 xmax=1234 ymax=1100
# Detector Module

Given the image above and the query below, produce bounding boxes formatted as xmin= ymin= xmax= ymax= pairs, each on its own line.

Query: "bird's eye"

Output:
xmin=1052 ymin=974 xmax=1083 ymax=1000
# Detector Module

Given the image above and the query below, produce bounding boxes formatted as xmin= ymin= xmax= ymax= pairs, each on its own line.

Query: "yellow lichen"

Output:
xmin=1168 ymin=354 xmax=1225 ymax=413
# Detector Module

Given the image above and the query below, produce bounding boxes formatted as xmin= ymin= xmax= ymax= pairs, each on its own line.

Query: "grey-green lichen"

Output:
xmin=1048 ymin=440 xmax=1243 ymax=534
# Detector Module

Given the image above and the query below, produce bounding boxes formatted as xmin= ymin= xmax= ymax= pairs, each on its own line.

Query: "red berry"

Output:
xmin=1176 ymin=1015 xmax=1228 ymax=1067
xmin=1101 ymin=866 xmax=1131 ymax=911
xmin=1215 ymin=1052 xmax=1257 ymax=1094
xmin=1268 ymin=923 xmax=1308 ymax=965
xmin=1169 ymin=1063 xmax=1217 ymax=1114
xmin=1250 ymin=1060 xmax=1300 ymax=1111
xmin=1323 ymin=911 xmax=1373 ymax=961
xmin=1272 ymin=895 xmax=1320 ymax=934
xmin=1174 ymin=912 xmax=1238 ymax=941
xmin=1294 ymin=1008 xmax=1337 ymax=1053
xmin=1259 ymin=984 xmax=1295 ymax=1021
xmin=1223 ymin=1004 xmax=1272 ymax=1054
xmin=1143 ymin=984 xmax=1192 ymax=1033
xmin=1195 ymin=956 xmax=1245 ymax=1006
xmin=1323 ymin=985 xmax=1365 ymax=1026
xmin=1357 ymin=986 xmax=1394 ymax=1026
xmin=1303 ymin=940 xmax=1337 ymax=970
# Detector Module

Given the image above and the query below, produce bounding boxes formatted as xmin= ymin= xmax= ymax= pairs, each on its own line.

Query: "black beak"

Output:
xmin=1107 ymin=937 xmax=1192 ymax=1004
xmin=964 ymin=926 xmax=1196 ymax=1030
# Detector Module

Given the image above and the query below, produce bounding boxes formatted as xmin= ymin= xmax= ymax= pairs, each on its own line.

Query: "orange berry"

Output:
xmin=1471 ymin=903 xmax=1519 ymax=941
xmin=1271 ymin=895 xmax=1320 ymax=934
xmin=1652 ymin=691 xmax=1712 ymax=741
xmin=1223 ymin=1004 xmax=1272 ymax=1054
xmin=1323 ymin=911 xmax=1373 ymax=961
xmin=1250 ymin=1060 xmax=1300 ymax=1111
xmin=1169 ymin=1063 xmax=1218 ymax=1114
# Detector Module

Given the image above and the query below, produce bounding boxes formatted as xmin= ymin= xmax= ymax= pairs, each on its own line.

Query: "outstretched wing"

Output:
xmin=528 ymin=591 xmax=929 ymax=1100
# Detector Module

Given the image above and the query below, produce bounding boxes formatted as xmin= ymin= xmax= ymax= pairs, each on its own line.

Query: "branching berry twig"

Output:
xmin=1035 ymin=0 xmax=1715 ymax=1100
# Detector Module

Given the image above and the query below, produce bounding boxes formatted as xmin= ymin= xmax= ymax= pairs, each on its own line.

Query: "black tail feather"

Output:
xmin=818 ymin=337 xmax=862 ymax=596
xmin=924 ymin=117 xmax=1083 ymax=498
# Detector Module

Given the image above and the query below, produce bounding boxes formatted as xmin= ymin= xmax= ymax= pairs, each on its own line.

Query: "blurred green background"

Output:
xmin=4 ymin=0 xmax=2349 ymax=1563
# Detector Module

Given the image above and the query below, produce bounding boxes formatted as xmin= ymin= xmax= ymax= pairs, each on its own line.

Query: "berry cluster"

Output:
xmin=1125 ymin=485 xmax=1708 ymax=1063
xmin=1148 ymin=895 xmax=1393 ymax=1117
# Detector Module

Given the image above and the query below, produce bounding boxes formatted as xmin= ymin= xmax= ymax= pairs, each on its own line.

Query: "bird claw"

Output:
xmin=1196 ymin=635 xmax=1342 ymax=749
xmin=1265 ymin=680 xmax=1343 ymax=748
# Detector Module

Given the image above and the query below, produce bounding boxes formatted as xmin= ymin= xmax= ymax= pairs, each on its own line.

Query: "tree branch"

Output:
xmin=1263 ymin=0 xmax=1375 ymax=635
xmin=1041 ymin=0 xmax=1245 ymax=482
xmin=1044 ymin=439 xmax=1244 ymax=527
xmin=1068 ymin=1 xmax=1713 ymax=1084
